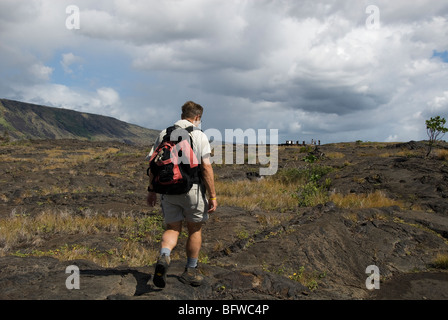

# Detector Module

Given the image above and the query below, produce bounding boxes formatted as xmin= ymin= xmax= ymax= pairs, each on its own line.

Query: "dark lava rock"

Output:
xmin=2 ymin=140 xmax=448 ymax=300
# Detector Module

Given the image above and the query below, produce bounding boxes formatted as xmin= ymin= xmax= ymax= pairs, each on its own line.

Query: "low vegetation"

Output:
xmin=436 ymin=149 xmax=448 ymax=161
xmin=0 ymin=209 xmax=164 ymax=267
xmin=215 ymin=164 xmax=333 ymax=211
xmin=219 ymin=162 xmax=404 ymax=212
xmin=432 ymin=254 xmax=448 ymax=270
xmin=329 ymin=190 xmax=405 ymax=209
xmin=215 ymin=178 xmax=299 ymax=212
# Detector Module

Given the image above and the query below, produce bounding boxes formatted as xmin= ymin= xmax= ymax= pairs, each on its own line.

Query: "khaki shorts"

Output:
xmin=160 ymin=184 xmax=209 ymax=224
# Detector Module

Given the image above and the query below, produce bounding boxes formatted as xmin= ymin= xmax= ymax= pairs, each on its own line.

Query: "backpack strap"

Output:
xmin=163 ymin=125 xmax=201 ymax=140
xmin=163 ymin=125 xmax=201 ymax=148
xmin=182 ymin=126 xmax=203 ymax=185
xmin=184 ymin=126 xmax=202 ymax=150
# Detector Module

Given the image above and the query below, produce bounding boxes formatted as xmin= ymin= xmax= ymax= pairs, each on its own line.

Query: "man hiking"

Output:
xmin=146 ymin=101 xmax=217 ymax=288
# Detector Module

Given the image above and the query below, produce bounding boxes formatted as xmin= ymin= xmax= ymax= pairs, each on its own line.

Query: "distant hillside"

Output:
xmin=0 ymin=99 xmax=159 ymax=145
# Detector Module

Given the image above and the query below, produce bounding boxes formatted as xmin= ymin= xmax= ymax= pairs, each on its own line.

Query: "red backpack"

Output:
xmin=147 ymin=125 xmax=201 ymax=195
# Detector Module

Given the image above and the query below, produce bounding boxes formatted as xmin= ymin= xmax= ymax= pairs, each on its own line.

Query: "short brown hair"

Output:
xmin=181 ymin=101 xmax=203 ymax=120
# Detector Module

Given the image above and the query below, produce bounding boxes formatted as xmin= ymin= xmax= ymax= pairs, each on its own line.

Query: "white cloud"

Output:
xmin=1 ymin=0 xmax=448 ymax=143
xmin=14 ymin=84 xmax=123 ymax=119
xmin=60 ymin=53 xmax=84 ymax=74
xmin=29 ymin=63 xmax=53 ymax=81
xmin=96 ymin=87 xmax=120 ymax=106
xmin=428 ymin=91 xmax=448 ymax=112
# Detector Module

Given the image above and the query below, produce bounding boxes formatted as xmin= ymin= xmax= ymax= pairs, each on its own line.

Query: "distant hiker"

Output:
xmin=146 ymin=101 xmax=217 ymax=288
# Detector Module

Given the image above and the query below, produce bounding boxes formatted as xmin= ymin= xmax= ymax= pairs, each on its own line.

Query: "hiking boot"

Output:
xmin=179 ymin=267 xmax=204 ymax=287
xmin=153 ymin=254 xmax=170 ymax=288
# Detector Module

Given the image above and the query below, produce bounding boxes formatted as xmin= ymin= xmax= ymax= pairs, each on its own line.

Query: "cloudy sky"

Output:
xmin=1 ymin=0 xmax=447 ymax=144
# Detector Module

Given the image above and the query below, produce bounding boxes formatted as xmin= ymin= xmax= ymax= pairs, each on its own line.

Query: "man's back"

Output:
xmin=151 ymin=119 xmax=211 ymax=165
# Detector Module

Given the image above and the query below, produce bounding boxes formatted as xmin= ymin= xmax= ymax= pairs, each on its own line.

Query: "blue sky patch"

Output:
xmin=432 ymin=50 xmax=448 ymax=62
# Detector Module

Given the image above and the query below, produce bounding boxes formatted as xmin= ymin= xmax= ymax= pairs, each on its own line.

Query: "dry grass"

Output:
xmin=330 ymin=190 xmax=404 ymax=209
xmin=326 ymin=152 xmax=345 ymax=159
xmin=20 ymin=241 xmax=160 ymax=268
xmin=215 ymin=178 xmax=299 ymax=212
xmin=379 ymin=150 xmax=421 ymax=158
xmin=0 ymin=145 xmax=124 ymax=173
xmin=215 ymin=165 xmax=334 ymax=212
xmin=0 ymin=209 xmax=164 ymax=267
xmin=436 ymin=149 xmax=448 ymax=161
xmin=432 ymin=253 xmax=448 ymax=269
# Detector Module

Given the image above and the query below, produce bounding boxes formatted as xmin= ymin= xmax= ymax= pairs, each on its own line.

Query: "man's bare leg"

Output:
xmin=186 ymin=221 xmax=202 ymax=261
xmin=179 ymin=221 xmax=204 ymax=286
xmin=161 ymin=221 xmax=182 ymax=251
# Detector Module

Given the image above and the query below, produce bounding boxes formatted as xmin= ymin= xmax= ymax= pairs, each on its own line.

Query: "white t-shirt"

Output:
xmin=148 ymin=119 xmax=211 ymax=163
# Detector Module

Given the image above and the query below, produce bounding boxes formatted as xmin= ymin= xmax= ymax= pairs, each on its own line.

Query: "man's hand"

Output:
xmin=147 ymin=192 xmax=157 ymax=207
xmin=208 ymin=198 xmax=217 ymax=213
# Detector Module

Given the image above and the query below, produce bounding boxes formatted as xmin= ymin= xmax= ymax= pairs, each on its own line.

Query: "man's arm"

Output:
xmin=200 ymin=155 xmax=217 ymax=213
